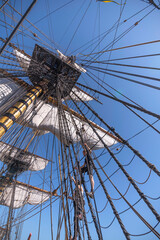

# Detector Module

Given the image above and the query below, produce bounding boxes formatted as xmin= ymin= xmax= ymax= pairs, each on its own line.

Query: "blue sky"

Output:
xmin=1 ymin=0 xmax=160 ymax=239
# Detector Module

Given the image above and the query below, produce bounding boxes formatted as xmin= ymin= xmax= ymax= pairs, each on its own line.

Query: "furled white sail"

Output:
xmin=57 ymin=50 xmax=86 ymax=73
xmin=0 ymin=142 xmax=48 ymax=171
xmin=21 ymin=100 xmax=117 ymax=149
xmin=13 ymin=49 xmax=31 ymax=72
xmin=0 ymin=183 xmax=51 ymax=208
xmin=63 ymin=87 xmax=93 ymax=102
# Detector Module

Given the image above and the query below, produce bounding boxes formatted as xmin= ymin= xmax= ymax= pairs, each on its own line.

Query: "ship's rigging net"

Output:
xmin=0 ymin=1 xmax=160 ymax=240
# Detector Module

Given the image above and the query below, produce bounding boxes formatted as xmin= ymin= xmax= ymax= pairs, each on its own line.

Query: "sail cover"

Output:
xmin=0 ymin=183 xmax=51 ymax=208
xmin=0 ymin=142 xmax=48 ymax=171
xmin=21 ymin=100 xmax=118 ymax=149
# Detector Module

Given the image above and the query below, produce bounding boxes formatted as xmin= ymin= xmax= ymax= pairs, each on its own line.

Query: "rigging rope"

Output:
xmin=69 ymin=90 xmax=160 ymax=226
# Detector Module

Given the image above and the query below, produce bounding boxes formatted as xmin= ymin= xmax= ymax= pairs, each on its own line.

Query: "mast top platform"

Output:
xmin=28 ymin=44 xmax=81 ymax=98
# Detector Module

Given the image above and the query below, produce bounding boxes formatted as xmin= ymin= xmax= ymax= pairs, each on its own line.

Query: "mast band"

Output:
xmin=4 ymin=113 xmax=16 ymax=122
xmin=12 ymin=106 xmax=23 ymax=115
xmin=0 ymin=122 xmax=8 ymax=132
xmin=29 ymin=89 xmax=38 ymax=95
xmin=24 ymin=92 xmax=37 ymax=103
xmin=18 ymin=99 xmax=29 ymax=108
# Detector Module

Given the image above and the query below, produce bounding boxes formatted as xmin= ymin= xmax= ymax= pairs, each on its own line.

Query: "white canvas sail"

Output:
xmin=0 ymin=142 xmax=48 ymax=171
xmin=21 ymin=100 xmax=118 ymax=149
xmin=0 ymin=183 xmax=51 ymax=208
xmin=0 ymin=78 xmax=25 ymax=108
xmin=13 ymin=49 xmax=31 ymax=72
xmin=0 ymin=78 xmax=117 ymax=149
xmin=63 ymin=87 xmax=93 ymax=102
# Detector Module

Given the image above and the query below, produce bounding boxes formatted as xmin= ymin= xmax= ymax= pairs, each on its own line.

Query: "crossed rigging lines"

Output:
xmin=0 ymin=78 xmax=159 ymax=238
xmin=0 ymin=1 xmax=160 ymax=239
xmin=0 ymin=55 xmax=159 ymax=236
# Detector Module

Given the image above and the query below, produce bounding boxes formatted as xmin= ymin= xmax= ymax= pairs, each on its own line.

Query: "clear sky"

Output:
xmin=0 ymin=0 xmax=160 ymax=239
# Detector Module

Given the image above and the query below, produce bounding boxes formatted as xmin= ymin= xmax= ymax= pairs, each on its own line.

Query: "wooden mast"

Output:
xmin=0 ymin=86 xmax=42 ymax=138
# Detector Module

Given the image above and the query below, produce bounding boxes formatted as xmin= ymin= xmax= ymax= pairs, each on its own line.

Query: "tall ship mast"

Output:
xmin=0 ymin=1 xmax=160 ymax=239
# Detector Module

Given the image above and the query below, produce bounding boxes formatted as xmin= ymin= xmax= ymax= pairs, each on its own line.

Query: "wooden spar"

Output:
xmin=0 ymin=37 xmax=32 ymax=59
xmin=24 ymin=131 xmax=38 ymax=152
xmin=15 ymin=181 xmax=59 ymax=196
xmin=0 ymin=226 xmax=6 ymax=231
xmin=0 ymin=226 xmax=6 ymax=239
xmin=0 ymin=137 xmax=50 ymax=197
xmin=27 ymin=233 xmax=32 ymax=240
xmin=0 ymin=86 xmax=42 ymax=138
xmin=0 ymin=177 xmax=59 ymax=198
xmin=48 ymin=96 xmax=122 ymax=143
xmin=0 ymin=68 xmax=30 ymax=89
